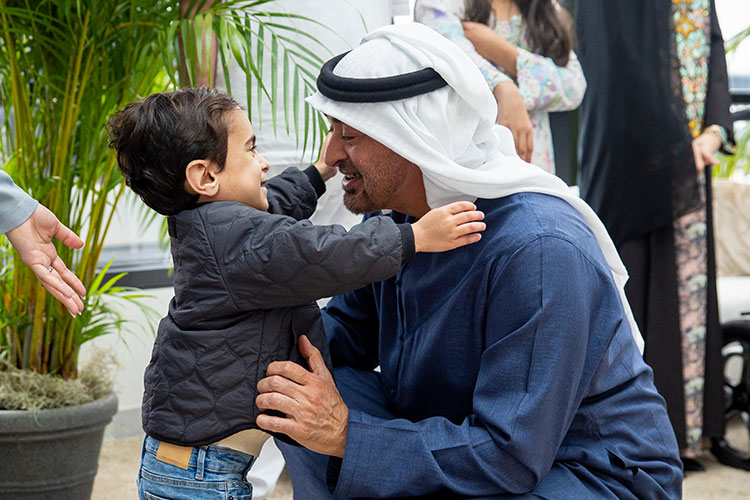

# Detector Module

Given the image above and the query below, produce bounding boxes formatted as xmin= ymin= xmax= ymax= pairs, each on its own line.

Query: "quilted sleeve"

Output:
xmin=265 ymin=166 xmax=324 ymax=221
xmin=223 ymin=214 xmax=413 ymax=310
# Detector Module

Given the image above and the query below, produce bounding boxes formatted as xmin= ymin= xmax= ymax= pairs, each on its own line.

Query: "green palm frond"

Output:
xmin=726 ymin=24 xmax=750 ymax=54
xmin=174 ymin=1 xmax=332 ymax=155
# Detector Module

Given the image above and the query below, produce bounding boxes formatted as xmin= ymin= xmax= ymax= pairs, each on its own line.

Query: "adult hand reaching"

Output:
xmin=493 ymin=80 xmax=534 ymax=162
xmin=5 ymin=204 xmax=86 ymax=315
xmin=256 ymin=335 xmax=349 ymax=457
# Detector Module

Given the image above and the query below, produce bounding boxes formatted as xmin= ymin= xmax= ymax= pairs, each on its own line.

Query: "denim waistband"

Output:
xmin=143 ymin=435 xmax=255 ymax=475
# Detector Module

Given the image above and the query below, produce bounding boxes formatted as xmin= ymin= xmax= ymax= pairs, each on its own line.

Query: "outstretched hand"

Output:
xmin=412 ymin=201 xmax=485 ymax=253
xmin=5 ymin=204 xmax=86 ymax=315
xmin=256 ymin=335 xmax=349 ymax=457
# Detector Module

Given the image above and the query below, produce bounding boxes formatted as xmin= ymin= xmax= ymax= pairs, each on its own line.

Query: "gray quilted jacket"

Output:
xmin=142 ymin=167 xmax=413 ymax=446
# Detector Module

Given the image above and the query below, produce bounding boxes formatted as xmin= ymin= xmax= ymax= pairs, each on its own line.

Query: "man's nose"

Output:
xmin=325 ymin=133 xmax=346 ymax=167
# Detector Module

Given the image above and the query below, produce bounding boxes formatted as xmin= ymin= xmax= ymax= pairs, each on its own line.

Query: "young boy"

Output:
xmin=108 ymin=87 xmax=485 ymax=500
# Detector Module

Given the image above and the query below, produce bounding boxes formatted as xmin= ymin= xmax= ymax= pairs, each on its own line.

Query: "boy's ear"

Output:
xmin=185 ymin=159 xmax=220 ymax=198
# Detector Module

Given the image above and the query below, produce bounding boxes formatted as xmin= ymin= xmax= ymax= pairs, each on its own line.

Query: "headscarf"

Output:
xmin=307 ymin=22 xmax=644 ymax=353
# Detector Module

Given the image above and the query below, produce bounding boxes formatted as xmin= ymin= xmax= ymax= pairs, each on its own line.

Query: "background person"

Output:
xmin=576 ymin=0 xmax=734 ymax=468
xmin=415 ymin=0 xmax=586 ymax=171
xmin=215 ymin=0 xmax=403 ymax=229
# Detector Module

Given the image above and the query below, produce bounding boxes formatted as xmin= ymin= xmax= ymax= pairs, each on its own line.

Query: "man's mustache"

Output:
xmin=337 ymin=160 xmax=359 ymax=175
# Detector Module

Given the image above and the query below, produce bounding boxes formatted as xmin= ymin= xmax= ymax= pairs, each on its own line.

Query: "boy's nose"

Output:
xmin=259 ymin=155 xmax=270 ymax=172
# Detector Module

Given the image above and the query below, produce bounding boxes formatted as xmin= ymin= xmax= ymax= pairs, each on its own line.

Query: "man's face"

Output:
xmin=326 ymin=119 xmax=424 ymax=215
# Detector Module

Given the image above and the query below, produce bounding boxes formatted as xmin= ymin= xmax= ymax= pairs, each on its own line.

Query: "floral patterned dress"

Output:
xmin=415 ymin=0 xmax=586 ymax=173
xmin=671 ymin=0 xmax=719 ymax=459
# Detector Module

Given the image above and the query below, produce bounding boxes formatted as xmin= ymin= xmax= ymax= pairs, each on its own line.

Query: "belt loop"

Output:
xmin=195 ymin=446 xmax=207 ymax=480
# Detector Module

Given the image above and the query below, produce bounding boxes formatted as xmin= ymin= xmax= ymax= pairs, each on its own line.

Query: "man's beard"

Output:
xmin=338 ymin=157 xmax=402 ymax=215
xmin=342 ymin=190 xmax=379 ymax=215
xmin=339 ymin=159 xmax=382 ymax=214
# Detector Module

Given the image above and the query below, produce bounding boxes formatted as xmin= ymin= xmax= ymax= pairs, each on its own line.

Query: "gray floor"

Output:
xmin=93 ymin=419 xmax=750 ymax=500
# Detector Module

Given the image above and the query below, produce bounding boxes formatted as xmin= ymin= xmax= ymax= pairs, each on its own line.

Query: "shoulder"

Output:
xmin=196 ymin=201 xmax=265 ymax=222
xmin=477 ymin=193 xmax=608 ymax=271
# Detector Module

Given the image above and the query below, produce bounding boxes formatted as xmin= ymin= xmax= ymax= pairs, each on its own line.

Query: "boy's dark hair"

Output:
xmin=108 ymin=87 xmax=241 ymax=215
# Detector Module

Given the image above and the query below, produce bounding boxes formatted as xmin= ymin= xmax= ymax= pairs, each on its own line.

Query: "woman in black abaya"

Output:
xmin=575 ymin=0 xmax=734 ymax=468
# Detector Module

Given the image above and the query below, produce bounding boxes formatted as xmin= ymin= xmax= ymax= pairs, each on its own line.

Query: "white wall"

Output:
xmin=716 ymin=0 xmax=750 ymax=77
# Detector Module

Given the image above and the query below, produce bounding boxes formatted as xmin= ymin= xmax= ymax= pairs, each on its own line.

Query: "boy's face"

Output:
xmin=216 ymin=109 xmax=270 ymax=210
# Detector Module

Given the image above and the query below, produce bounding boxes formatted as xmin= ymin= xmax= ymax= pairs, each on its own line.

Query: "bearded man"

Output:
xmin=255 ymin=23 xmax=682 ymax=500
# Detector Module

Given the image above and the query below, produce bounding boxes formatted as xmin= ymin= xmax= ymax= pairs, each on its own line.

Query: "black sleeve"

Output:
xmin=265 ymin=166 xmax=324 ymax=220
xmin=223 ymin=214 xmax=414 ymax=309
xmin=303 ymin=165 xmax=327 ymax=198
xmin=703 ymin=0 xmax=734 ymax=148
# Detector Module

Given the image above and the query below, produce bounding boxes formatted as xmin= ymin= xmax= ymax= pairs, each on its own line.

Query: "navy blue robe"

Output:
xmin=282 ymin=193 xmax=683 ymax=499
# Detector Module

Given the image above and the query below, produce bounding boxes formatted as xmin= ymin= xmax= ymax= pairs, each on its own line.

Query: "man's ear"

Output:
xmin=185 ymin=159 xmax=220 ymax=198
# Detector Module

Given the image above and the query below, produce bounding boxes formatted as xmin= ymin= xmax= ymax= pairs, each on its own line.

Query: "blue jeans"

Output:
xmin=137 ymin=435 xmax=256 ymax=500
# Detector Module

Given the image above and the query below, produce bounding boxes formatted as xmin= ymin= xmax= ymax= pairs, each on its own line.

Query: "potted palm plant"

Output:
xmin=0 ymin=1 xmax=326 ymax=498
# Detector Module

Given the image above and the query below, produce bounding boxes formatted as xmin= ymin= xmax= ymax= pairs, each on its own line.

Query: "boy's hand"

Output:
xmin=314 ymin=132 xmax=338 ymax=181
xmin=412 ymin=201 xmax=485 ymax=253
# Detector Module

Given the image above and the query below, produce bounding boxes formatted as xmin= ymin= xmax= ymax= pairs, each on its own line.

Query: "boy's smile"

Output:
xmin=212 ymin=108 xmax=270 ymax=210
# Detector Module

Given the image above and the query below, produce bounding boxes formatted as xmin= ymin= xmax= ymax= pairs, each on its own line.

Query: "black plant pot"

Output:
xmin=0 ymin=393 xmax=118 ymax=500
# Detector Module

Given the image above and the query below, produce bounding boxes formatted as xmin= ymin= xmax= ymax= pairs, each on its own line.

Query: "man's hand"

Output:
xmin=256 ymin=335 xmax=349 ymax=457
xmin=692 ymin=132 xmax=721 ymax=175
xmin=412 ymin=201 xmax=485 ymax=252
xmin=493 ymin=81 xmax=534 ymax=162
xmin=5 ymin=204 xmax=86 ymax=315
xmin=314 ymin=132 xmax=338 ymax=182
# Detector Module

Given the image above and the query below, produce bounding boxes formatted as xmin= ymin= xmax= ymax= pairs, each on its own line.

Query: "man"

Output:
xmin=1 ymin=171 xmax=86 ymax=315
xmin=255 ymin=23 xmax=682 ymax=499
